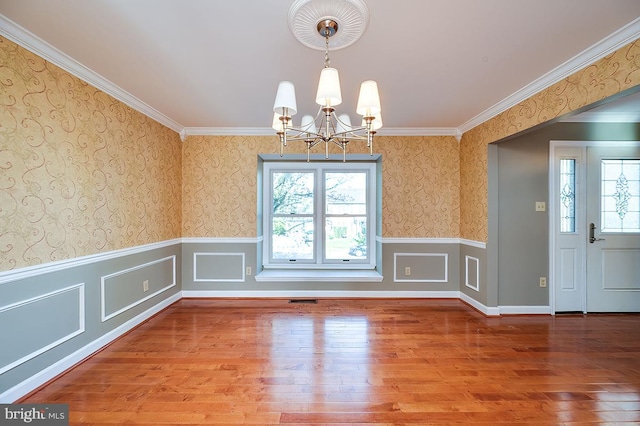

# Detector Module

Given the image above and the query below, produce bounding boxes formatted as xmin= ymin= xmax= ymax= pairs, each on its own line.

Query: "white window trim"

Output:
xmin=262 ymin=160 xmax=377 ymax=270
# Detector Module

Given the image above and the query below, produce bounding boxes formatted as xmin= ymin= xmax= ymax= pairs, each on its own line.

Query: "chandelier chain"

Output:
xmin=324 ymin=34 xmax=330 ymax=68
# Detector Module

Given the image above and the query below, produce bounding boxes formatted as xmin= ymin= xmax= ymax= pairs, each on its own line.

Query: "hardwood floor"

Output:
xmin=21 ymin=299 xmax=640 ymax=425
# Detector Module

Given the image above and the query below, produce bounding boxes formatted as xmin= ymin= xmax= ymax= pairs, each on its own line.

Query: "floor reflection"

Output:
xmin=268 ymin=314 xmax=371 ymax=408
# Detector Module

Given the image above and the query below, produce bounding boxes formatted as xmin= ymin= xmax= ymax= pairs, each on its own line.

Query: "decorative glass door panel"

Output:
xmin=586 ymin=147 xmax=640 ymax=312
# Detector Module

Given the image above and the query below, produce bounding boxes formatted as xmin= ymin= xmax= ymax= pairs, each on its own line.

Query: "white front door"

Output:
xmin=552 ymin=142 xmax=640 ymax=313
xmin=585 ymin=145 xmax=640 ymax=312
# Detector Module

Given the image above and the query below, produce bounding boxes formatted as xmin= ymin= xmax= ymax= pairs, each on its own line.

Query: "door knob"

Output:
xmin=589 ymin=223 xmax=605 ymax=243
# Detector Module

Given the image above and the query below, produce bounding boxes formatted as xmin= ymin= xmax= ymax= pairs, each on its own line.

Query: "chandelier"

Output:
xmin=272 ymin=0 xmax=382 ymax=162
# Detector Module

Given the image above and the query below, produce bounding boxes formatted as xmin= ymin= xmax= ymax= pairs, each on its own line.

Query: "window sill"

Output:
xmin=255 ymin=269 xmax=383 ymax=282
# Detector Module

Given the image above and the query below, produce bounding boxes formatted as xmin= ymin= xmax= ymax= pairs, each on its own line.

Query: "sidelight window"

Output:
xmin=559 ymin=158 xmax=577 ymax=233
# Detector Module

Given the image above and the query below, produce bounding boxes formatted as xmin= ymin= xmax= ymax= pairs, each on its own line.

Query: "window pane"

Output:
xmin=326 ymin=172 xmax=367 ymax=215
xmin=272 ymin=172 xmax=314 ymax=214
xmin=263 ymin=161 xmax=375 ymax=269
xmin=325 ymin=217 xmax=367 ymax=259
xmin=272 ymin=217 xmax=314 ymax=260
xmin=559 ymin=159 xmax=576 ymax=233
xmin=601 ymin=159 xmax=640 ymax=233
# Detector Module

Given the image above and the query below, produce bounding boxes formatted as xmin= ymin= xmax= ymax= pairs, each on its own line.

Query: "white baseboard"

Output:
xmin=0 ymin=292 xmax=181 ymax=403
xmin=459 ymin=292 xmax=551 ymax=316
xmin=499 ymin=305 xmax=551 ymax=315
xmin=459 ymin=292 xmax=500 ymax=316
xmin=182 ymin=290 xmax=460 ymax=299
xmin=184 ymin=290 xmax=548 ymax=318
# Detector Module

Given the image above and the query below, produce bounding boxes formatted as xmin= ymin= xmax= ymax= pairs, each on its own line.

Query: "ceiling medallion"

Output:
xmin=288 ymin=0 xmax=370 ymax=51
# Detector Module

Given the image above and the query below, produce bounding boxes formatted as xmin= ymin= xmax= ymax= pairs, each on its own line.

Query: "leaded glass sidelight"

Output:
xmin=560 ymin=159 xmax=576 ymax=233
xmin=601 ymin=159 xmax=640 ymax=233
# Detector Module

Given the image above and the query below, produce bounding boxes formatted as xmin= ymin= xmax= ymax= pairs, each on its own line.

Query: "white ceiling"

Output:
xmin=0 ymin=0 xmax=639 ymax=136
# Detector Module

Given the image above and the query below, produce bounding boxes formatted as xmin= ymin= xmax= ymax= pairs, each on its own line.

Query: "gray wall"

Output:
xmin=0 ymin=243 xmax=182 ymax=399
xmin=491 ymin=122 xmax=640 ymax=306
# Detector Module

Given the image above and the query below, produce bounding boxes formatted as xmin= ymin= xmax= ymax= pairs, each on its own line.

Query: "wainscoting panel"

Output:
xmin=194 ymin=252 xmax=245 ymax=282
xmin=101 ymin=256 xmax=177 ymax=322
xmin=0 ymin=284 xmax=84 ymax=375
xmin=393 ymin=253 xmax=448 ymax=283
xmin=465 ymin=255 xmax=480 ymax=291
xmin=182 ymin=241 xmax=257 ymax=290
xmin=460 ymin=242 xmax=489 ymax=307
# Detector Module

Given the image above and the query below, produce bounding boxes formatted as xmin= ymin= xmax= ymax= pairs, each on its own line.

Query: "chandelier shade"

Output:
xmin=301 ymin=114 xmax=318 ymax=134
xmin=273 ymin=81 xmax=298 ymax=116
xmin=315 ymin=67 xmax=342 ymax=107
xmin=356 ymin=80 xmax=381 ymax=117
xmin=335 ymin=114 xmax=352 ymax=134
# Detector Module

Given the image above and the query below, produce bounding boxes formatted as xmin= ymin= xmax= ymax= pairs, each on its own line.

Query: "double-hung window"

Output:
xmin=263 ymin=161 xmax=376 ymax=269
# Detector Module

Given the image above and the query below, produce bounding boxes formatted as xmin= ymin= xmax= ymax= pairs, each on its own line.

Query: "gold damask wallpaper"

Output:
xmin=182 ymin=135 xmax=264 ymax=237
xmin=182 ymin=135 xmax=460 ymax=239
xmin=0 ymin=36 xmax=182 ymax=272
xmin=377 ymin=136 xmax=460 ymax=238
xmin=460 ymin=38 xmax=640 ymax=242
xmin=3 ymin=32 xmax=638 ymax=272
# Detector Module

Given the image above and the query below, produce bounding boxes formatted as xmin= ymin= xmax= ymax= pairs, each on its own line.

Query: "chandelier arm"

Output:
xmin=283 ymin=123 xmax=370 ymax=140
xmin=308 ymin=138 xmax=325 ymax=149
xmin=328 ymin=138 xmax=346 ymax=148
xmin=282 ymin=107 xmax=325 ymax=137
xmin=335 ymin=125 xmax=368 ymax=138
xmin=283 ymin=127 xmax=323 ymax=140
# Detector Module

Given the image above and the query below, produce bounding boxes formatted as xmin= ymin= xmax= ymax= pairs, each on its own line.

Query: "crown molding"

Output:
xmin=182 ymin=127 xmax=275 ymax=137
xmin=457 ymin=17 xmax=640 ymax=134
xmin=182 ymin=126 xmax=463 ymax=140
xmin=377 ymin=127 xmax=462 ymax=141
xmin=0 ymin=15 xmax=184 ymax=134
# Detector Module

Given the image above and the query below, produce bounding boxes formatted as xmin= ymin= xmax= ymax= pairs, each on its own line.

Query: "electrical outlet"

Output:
xmin=246 ymin=266 xmax=252 ymax=276
xmin=539 ymin=277 xmax=547 ymax=288
xmin=535 ymin=201 xmax=546 ymax=212
xmin=143 ymin=280 xmax=149 ymax=292
xmin=404 ymin=266 xmax=411 ymax=276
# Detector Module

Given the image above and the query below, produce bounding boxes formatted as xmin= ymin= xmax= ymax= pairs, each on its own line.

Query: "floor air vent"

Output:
xmin=289 ymin=299 xmax=318 ymax=304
